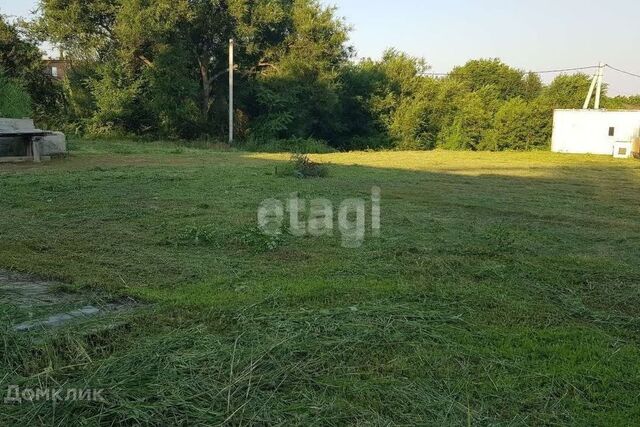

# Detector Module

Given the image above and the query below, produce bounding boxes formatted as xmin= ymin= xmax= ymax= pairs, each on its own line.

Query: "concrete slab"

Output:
xmin=0 ymin=270 xmax=141 ymax=333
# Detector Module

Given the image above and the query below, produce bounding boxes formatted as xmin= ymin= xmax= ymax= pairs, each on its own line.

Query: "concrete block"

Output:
xmin=36 ymin=132 xmax=66 ymax=156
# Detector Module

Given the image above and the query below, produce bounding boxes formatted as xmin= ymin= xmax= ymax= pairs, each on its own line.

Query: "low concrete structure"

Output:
xmin=37 ymin=131 xmax=67 ymax=157
xmin=0 ymin=118 xmax=66 ymax=162
xmin=552 ymin=109 xmax=640 ymax=158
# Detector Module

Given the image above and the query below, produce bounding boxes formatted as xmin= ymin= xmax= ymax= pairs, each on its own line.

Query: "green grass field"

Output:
xmin=1 ymin=141 xmax=640 ymax=425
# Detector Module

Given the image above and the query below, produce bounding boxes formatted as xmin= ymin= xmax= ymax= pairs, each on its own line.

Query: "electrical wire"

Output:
xmin=605 ymin=64 xmax=640 ymax=79
xmin=424 ymin=65 xmax=600 ymax=77
xmin=528 ymin=65 xmax=599 ymax=74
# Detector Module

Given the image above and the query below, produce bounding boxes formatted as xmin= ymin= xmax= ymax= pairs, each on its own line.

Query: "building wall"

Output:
xmin=43 ymin=59 xmax=70 ymax=80
xmin=551 ymin=110 xmax=640 ymax=155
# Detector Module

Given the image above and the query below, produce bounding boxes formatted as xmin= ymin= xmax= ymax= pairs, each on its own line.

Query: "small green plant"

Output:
xmin=276 ymin=153 xmax=329 ymax=178
xmin=237 ymin=226 xmax=284 ymax=252
xmin=176 ymin=225 xmax=219 ymax=246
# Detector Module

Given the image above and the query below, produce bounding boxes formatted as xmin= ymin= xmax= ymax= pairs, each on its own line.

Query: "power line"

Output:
xmin=424 ymin=65 xmax=599 ymax=77
xmin=528 ymin=65 xmax=599 ymax=74
xmin=605 ymin=64 xmax=640 ymax=79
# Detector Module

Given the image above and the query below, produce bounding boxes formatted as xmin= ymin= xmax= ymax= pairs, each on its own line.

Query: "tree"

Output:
xmin=25 ymin=3 xmax=640 ymax=150
xmin=540 ymin=73 xmax=595 ymax=109
xmin=449 ymin=59 xmax=529 ymax=100
xmin=242 ymin=0 xmax=351 ymax=142
xmin=522 ymin=72 xmax=543 ymax=100
xmin=602 ymin=95 xmax=640 ymax=110
xmin=35 ymin=0 xmax=351 ymax=139
xmin=437 ymin=92 xmax=491 ymax=150
xmin=481 ymin=98 xmax=550 ymax=151
xmin=30 ymin=0 xmax=119 ymax=60
xmin=0 ymin=15 xmax=61 ymax=123
xmin=347 ymin=50 xmax=434 ymax=148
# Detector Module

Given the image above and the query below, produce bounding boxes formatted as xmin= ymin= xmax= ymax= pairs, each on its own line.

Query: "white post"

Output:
xmin=594 ymin=62 xmax=604 ymax=110
xmin=583 ymin=72 xmax=598 ymax=109
xmin=228 ymin=38 xmax=234 ymax=144
xmin=32 ymin=137 xmax=41 ymax=163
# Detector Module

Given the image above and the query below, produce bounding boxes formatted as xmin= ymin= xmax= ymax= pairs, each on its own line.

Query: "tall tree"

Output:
xmin=449 ymin=58 xmax=529 ymax=100
xmin=541 ymin=73 xmax=595 ymax=109
xmin=35 ymin=0 xmax=350 ymax=137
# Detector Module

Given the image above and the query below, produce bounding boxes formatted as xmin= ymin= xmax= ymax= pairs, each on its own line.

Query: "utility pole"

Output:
xmin=594 ymin=62 xmax=604 ymax=110
xmin=583 ymin=62 xmax=605 ymax=109
xmin=228 ymin=38 xmax=234 ymax=144
xmin=583 ymin=69 xmax=598 ymax=109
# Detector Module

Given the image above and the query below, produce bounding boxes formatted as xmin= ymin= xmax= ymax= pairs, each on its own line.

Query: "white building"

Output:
xmin=552 ymin=109 xmax=640 ymax=157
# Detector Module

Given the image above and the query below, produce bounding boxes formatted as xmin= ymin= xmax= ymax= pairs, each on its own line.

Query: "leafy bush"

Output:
xmin=0 ymin=17 xmax=62 ymax=125
xmin=480 ymin=98 xmax=551 ymax=151
xmin=276 ymin=153 xmax=329 ymax=178
xmin=0 ymin=69 xmax=31 ymax=118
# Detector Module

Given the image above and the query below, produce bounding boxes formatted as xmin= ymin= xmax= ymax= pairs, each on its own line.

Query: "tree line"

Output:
xmin=1 ymin=0 xmax=639 ymax=151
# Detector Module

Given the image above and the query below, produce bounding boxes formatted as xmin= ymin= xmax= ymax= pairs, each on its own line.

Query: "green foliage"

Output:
xmin=87 ymin=63 xmax=152 ymax=136
xmin=540 ymin=74 xmax=594 ymax=109
xmin=145 ymin=44 xmax=201 ymax=138
xmin=276 ymin=153 xmax=329 ymax=178
xmin=481 ymin=98 xmax=551 ymax=151
xmin=0 ymin=68 xmax=32 ymax=118
xmin=602 ymin=95 xmax=640 ymax=110
xmin=449 ymin=58 xmax=530 ymax=100
xmin=25 ymin=3 xmax=640 ymax=151
xmin=438 ymin=92 xmax=491 ymax=150
xmin=0 ymin=15 xmax=62 ymax=124
xmin=36 ymin=0 xmax=350 ymax=142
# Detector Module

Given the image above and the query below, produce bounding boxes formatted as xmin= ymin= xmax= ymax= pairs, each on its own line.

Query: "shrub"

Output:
xmin=276 ymin=153 xmax=329 ymax=178
xmin=0 ymin=69 xmax=31 ymax=118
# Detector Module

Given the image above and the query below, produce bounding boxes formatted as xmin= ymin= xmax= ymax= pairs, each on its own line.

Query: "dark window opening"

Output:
xmin=609 ymin=127 xmax=615 ymax=136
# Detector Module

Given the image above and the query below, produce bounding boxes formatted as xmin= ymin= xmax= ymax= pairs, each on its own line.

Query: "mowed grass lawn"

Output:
xmin=1 ymin=140 xmax=640 ymax=425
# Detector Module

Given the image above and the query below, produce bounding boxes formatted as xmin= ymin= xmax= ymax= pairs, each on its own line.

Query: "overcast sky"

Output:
xmin=3 ymin=0 xmax=639 ymax=95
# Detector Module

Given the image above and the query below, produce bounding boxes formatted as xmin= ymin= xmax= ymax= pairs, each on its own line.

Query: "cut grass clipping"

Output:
xmin=276 ymin=153 xmax=328 ymax=178
xmin=2 ymin=141 xmax=640 ymax=424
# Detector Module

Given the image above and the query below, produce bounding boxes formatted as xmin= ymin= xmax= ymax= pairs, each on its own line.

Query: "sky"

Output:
xmin=2 ymin=0 xmax=639 ymax=95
